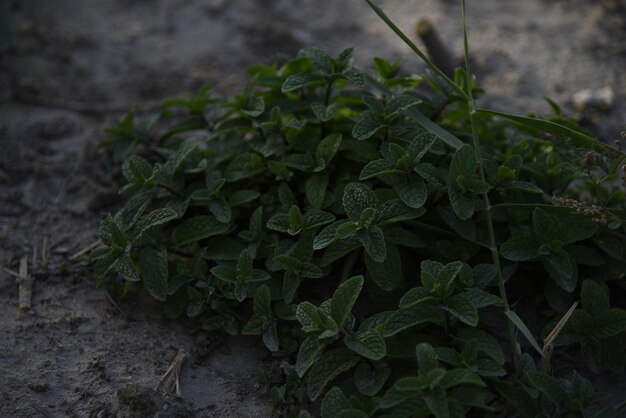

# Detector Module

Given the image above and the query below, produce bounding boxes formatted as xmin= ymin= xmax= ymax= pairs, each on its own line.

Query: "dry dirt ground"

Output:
xmin=0 ymin=0 xmax=624 ymax=416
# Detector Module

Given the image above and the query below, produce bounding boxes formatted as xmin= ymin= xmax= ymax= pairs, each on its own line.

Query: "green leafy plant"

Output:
xmin=93 ymin=1 xmax=626 ymax=416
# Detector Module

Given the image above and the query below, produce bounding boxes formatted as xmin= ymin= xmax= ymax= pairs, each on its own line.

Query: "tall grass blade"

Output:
xmin=363 ymin=0 xmax=468 ymax=100
xmin=477 ymin=109 xmax=622 ymax=157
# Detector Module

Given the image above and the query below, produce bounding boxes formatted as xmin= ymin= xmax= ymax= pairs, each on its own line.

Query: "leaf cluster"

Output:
xmin=93 ymin=24 xmax=626 ymax=418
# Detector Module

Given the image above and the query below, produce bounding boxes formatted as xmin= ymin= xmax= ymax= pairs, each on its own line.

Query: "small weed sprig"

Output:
xmin=93 ymin=1 xmax=626 ymax=416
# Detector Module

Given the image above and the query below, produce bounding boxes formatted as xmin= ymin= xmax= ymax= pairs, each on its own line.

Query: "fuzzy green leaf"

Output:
xmin=444 ymin=295 xmax=479 ymax=326
xmin=307 ymin=347 xmax=359 ymax=401
xmin=311 ymin=102 xmax=339 ymax=122
xmin=359 ymin=226 xmax=387 ymax=263
xmin=262 ymin=322 xmax=279 ymax=352
xmin=320 ymin=387 xmax=351 ymax=418
xmin=359 ymin=159 xmax=401 ymax=180
xmin=282 ymin=73 xmax=324 ymax=92
xmin=352 ymin=113 xmax=385 ymax=141
xmin=139 ymin=247 xmax=168 ymax=301
xmin=330 ymin=275 xmax=364 ymax=328
xmin=316 ymin=133 xmax=342 ymax=170
xmin=306 ymin=175 xmax=329 ymax=209
xmin=394 ymin=178 xmax=428 ymax=209
xmin=459 ymin=288 xmax=502 ymax=309
xmin=448 ymin=187 xmax=474 ymax=220
xmin=440 ymin=369 xmax=485 ymax=389
xmin=344 ymin=329 xmax=387 ymax=360
xmin=542 ymin=249 xmax=577 ymax=292
xmin=171 ymin=216 xmax=230 ymax=246
xmin=114 ymin=252 xmax=140 ymax=282
xmin=208 ymin=196 xmax=231 ymax=223
xmin=500 ymin=235 xmax=542 ymax=261
xmin=364 ymin=242 xmax=402 ymax=291
xmin=296 ymin=336 xmax=329 ymax=377
xmin=343 ymin=183 xmax=378 ymax=221
xmin=228 ymin=189 xmax=260 ymax=207
xmin=354 ymin=362 xmax=391 ymax=397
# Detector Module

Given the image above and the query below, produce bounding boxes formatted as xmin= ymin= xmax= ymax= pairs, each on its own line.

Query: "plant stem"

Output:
xmin=461 ymin=0 xmax=519 ymax=367
xmin=321 ymin=78 xmax=334 ymax=139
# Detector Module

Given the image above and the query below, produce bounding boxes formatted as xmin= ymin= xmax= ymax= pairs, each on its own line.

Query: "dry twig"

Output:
xmin=18 ymin=255 xmax=33 ymax=311
xmin=155 ymin=349 xmax=186 ymax=396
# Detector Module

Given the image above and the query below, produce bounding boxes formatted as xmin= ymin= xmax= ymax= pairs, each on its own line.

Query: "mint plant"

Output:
xmin=93 ymin=1 xmax=626 ymax=416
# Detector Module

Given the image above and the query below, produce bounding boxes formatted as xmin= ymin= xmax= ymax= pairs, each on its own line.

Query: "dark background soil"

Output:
xmin=0 ymin=0 xmax=624 ymax=416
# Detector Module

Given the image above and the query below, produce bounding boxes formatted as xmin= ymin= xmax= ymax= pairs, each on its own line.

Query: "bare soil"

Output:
xmin=0 ymin=0 xmax=624 ymax=416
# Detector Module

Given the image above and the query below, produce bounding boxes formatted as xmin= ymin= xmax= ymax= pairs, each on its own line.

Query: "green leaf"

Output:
xmin=122 ymin=155 xmax=152 ymax=182
xmin=354 ymin=362 xmax=391 ymax=397
xmin=359 ymin=159 xmax=401 ymax=180
xmin=253 ymin=284 xmax=271 ymax=318
xmin=228 ymin=189 xmax=260 ymax=207
xmin=526 ymin=372 xmax=569 ymax=408
xmin=208 ymin=196 xmax=231 ymax=223
xmin=352 ymin=113 xmax=385 ymax=141
xmin=210 ymin=265 xmax=235 ymax=282
xmin=311 ymin=102 xmax=339 ymax=122
xmin=394 ymin=178 xmax=428 ymax=209
xmin=364 ymin=243 xmax=402 ymax=291
xmin=160 ymin=141 xmax=197 ymax=179
xmin=114 ymin=190 xmax=154 ymax=231
xmin=383 ymin=304 xmax=443 ymax=337
xmin=171 ymin=216 xmax=230 ymax=246
xmin=241 ymin=317 xmax=265 ymax=335
xmin=303 ymin=209 xmax=336 ymax=230
xmin=282 ymin=73 xmax=324 ymax=92
xmin=500 ymin=235 xmax=542 ymax=261
xmin=343 ymin=183 xmax=378 ymax=221
xmin=581 ymin=280 xmax=610 ymax=316
xmin=316 ymin=133 xmax=342 ymax=169
xmin=306 ymin=175 xmax=329 ymax=209
xmin=458 ymin=288 xmax=502 ymax=309
xmin=236 ymin=249 xmax=253 ymax=283
xmin=425 ymin=386 xmax=449 ymax=418
xmin=448 ymin=187 xmax=474 ymax=220
xmin=542 ymin=249 xmax=577 ymax=292
xmin=449 ymin=145 xmax=478 ymax=182
xmin=440 ymin=369 xmax=485 ymax=389
xmin=262 ymin=322 xmax=279 ymax=352
xmin=321 ymin=387 xmax=351 ymax=418
xmin=343 ymin=329 xmax=387 ymax=360
xmin=444 ymin=295 xmax=478 ymax=326
xmin=266 ymin=213 xmax=289 ymax=233
xmin=313 ymin=220 xmax=350 ymax=250
xmin=415 ymin=343 xmax=439 ymax=375
xmin=594 ymin=309 xmax=626 ymax=338
xmin=320 ymin=239 xmax=360 ymax=267
xmin=139 ymin=247 xmax=169 ymax=301
xmin=288 ymin=205 xmax=304 ymax=235
xmin=297 ymin=302 xmax=338 ymax=335
xmin=330 ymin=275 xmax=364 ymax=327
xmin=307 ymin=347 xmax=359 ymax=401
xmin=505 ymin=310 xmax=543 ymax=355
xmin=342 ymin=67 xmax=366 ymax=86
xmin=399 ymin=287 xmax=433 ymax=308
xmin=296 ymin=336 xmax=329 ymax=377
xmin=359 ymin=226 xmax=387 ymax=263
xmin=114 ymin=252 xmax=140 ymax=282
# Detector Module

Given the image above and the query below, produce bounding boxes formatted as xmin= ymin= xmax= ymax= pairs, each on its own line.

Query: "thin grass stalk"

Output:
xmin=461 ymin=0 xmax=519 ymax=366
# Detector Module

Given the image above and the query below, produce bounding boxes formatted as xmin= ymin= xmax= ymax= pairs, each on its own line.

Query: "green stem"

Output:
xmin=461 ymin=0 xmax=519 ymax=367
